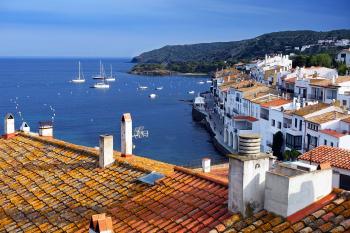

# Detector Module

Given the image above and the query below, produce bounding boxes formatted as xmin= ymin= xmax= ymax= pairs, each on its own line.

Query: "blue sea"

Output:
xmin=0 ymin=58 xmax=222 ymax=165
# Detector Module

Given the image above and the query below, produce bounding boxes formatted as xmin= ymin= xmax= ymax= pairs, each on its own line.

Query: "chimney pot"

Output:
xmin=89 ymin=213 xmax=114 ymax=233
xmin=202 ymin=158 xmax=211 ymax=173
xmin=20 ymin=122 xmax=30 ymax=133
xmin=121 ymin=113 xmax=133 ymax=157
xmin=4 ymin=113 xmax=15 ymax=139
xmin=38 ymin=121 xmax=53 ymax=137
xmin=99 ymin=134 xmax=114 ymax=168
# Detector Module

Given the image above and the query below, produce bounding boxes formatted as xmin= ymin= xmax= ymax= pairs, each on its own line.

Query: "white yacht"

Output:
xmin=139 ymin=86 xmax=148 ymax=90
xmin=155 ymin=86 xmax=163 ymax=90
xmin=198 ymin=81 xmax=205 ymax=85
xmin=188 ymin=91 xmax=195 ymax=94
xmin=105 ymin=65 xmax=116 ymax=82
xmin=71 ymin=61 xmax=86 ymax=83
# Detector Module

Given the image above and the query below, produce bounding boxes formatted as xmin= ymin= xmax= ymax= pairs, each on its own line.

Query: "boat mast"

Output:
xmin=78 ymin=61 xmax=81 ymax=80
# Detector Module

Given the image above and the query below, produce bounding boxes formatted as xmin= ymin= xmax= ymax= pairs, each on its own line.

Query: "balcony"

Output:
xmin=308 ymin=94 xmax=323 ymax=101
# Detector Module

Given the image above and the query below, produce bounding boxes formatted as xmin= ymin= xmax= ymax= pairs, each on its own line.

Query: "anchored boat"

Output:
xmin=71 ymin=61 xmax=85 ymax=83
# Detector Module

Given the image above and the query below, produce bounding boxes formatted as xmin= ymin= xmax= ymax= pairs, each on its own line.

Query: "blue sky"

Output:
xmin=0 ymin=0 xmax=349 ymax=57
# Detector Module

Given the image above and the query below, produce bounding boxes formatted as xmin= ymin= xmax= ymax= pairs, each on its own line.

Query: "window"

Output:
xmin=299 ymin=120 xmax=302 ymax=131
xmin=307 ymin=123 xmax=319 ymax=131
xmin=286 ymin=133 xmax=302 ymax=150
xmin=278 ymin=122 xmax=282 ymax=129
xmin=260 ymin=108 xmax=269 ymax=120
xmin=272 ymin=119 xmax=275 ymax=127
xmin=331 ymin=142 xmax=334 ymax=147
xmin=294 ymin=118 xmax=297 ymax=128
xmin=343 ymin=100 xmax=347 ymax=106
xmin=324 ymin=139 xmax=327 ymax=145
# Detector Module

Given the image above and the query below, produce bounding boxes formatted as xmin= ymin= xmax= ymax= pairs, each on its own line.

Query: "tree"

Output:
xmin=310 ymin=53 xmax=332 ymax=67
xmin=337 ymin=62 xmax=348 ymax=75
xmin=272 ymin=131 xmax=284 ymax=161
xmin=283 ymin=149 xmax=301 ymax=161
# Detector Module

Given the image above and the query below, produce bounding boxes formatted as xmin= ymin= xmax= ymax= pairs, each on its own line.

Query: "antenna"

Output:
xmin=133 ymin=126 xmax=149 ymax=139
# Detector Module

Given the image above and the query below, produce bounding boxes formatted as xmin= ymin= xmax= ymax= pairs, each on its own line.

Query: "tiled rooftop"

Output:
xmin=212 ymin=188 xmax=350 ymax=233
xmin=260 ymin=98 xmax=291 ymax=108
xmin=0 ymin=133 xmax=173 ymax=232
xmin=305 ymin=111 xmax=347 ymax=124
xmin=233 ymin=115 xmax=258 ymax=122
xmin=294 ymin=102 xmax=330 ymax=116
xmin=320 ymin=129 xmax=347 ymax=138
xmin=92 ymin=166 xmax=230 ymax=233
xmin=299 ymin=145 xmax=350 ymax=170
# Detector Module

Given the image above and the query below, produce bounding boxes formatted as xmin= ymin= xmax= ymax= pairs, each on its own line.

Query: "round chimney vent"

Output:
xmin=238 ymin=134 xmax=261 ymax=156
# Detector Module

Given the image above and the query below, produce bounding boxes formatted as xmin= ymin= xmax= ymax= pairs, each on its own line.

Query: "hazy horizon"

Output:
xmin=1 ymin=0 xmax=349 ymax=57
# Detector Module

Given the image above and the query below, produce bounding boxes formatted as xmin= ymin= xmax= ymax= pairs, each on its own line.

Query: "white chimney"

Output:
xmin=38 ymin=121 xmax=53 ymax=137
xmin=202 ymin=158 xmax=211 ymax=173
xmin=20 ymin=122 xmax=30 ymax=133
xmin=264 ymin=162 xmax=332 ymax=217
xmin=4 ymin=113 xmax=15 ymax=139
xmin=99 ymin=135 xmax=114 ymax=168
xmin=332 ymin=75 xmax=336 ymax=84
xmin=228 ymin=134 xmax=270 ymax=217
xmin=121 ymin=113 xmax=133 ymax=157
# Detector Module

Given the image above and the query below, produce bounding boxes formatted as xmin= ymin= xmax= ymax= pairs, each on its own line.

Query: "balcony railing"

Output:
xmin=308 ymin=94 xmax=323 ymax=101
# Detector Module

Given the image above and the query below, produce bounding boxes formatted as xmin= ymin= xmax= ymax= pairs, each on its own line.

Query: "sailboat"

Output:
xmin=105 ymin=65 xmax=116 ymax=82
xmin=92 ymin=61 xmax=110 ymax=89
xmin=71 ymin=61 xmax=86 ymax=83
xmin=93 ymin=61 xmax=105 ymax=80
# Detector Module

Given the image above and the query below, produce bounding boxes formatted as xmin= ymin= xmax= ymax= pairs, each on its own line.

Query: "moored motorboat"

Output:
xmin=149 ymin=93 xmax=157 ymax=98
xmin=155 ymin=86 xmax=163 ymax=90
xmin=188 ymin=91 xmax=195 ymax=94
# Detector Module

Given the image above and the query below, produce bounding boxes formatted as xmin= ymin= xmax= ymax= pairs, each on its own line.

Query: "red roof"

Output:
xmin=260 ymin=99 xmax=291 ymax=108
xmin=299 ymin=146 xmax=350 ymax=170
xmin=233 ymin=115 xmax=258 ymax=122
xmin=320 ymin=129 xmax=346 ymax=138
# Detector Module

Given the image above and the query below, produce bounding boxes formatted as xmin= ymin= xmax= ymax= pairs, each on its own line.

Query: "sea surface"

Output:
xmin=0 ymin=58 xmax=222 ymax=165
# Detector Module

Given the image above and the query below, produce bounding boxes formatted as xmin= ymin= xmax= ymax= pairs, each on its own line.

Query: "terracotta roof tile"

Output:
xmin=233 ymin=115 xmax=258 ymax=122
xmin=298 ymin=146 xmax=350 ymax=170
xmin=320 ymin=129 xmax=346 ymax=138
xmin=294 ymin=103 xmax=330 ymax=116
xmin=306 ymin=111 xmax=348 ymax=124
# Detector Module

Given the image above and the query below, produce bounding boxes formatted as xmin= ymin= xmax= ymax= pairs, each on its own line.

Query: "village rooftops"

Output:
xmin=299 ymin=146 xmax=350 ymax=171
xmin=293 ymin=102 xmax=330 ymax=116
xmin=305 ymin=111 xmax=348 ymax=125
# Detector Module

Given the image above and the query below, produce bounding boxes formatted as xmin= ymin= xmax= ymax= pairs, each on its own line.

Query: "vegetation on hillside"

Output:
xmin=131 ymin=29 xmax=350 ymax=75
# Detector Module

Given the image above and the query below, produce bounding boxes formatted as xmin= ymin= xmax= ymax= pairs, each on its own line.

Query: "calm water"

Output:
xmin=0 ymin=58 xmax=222 ymax=165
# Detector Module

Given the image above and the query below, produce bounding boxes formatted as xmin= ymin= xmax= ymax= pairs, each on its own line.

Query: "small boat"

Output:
xmin=92 ymin=83 xmax=110 ymax=89
xmin=188 ymin=91 xmax=195 ymax=94
xmin=106 ymin=65 xmax=116 ymax=82
xmin=155 ymin=86 xmax=163 ymax=90
xmin=149 ymin=94 xmax=157 ymax=98
xmin=206 ymin=80 xmax=212 ymax=83
xmin=198 ymin=81 xmax=205 ymax=85
xmin=71 ymin=61 xmax=85 ymax=83
xmin=139 ymin=86 xmax=148 ymax=90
